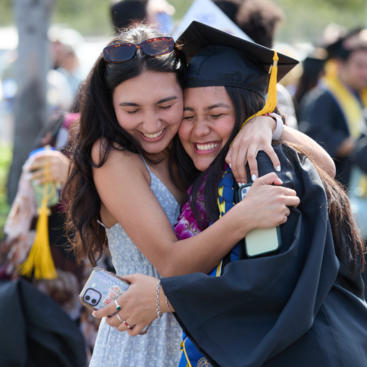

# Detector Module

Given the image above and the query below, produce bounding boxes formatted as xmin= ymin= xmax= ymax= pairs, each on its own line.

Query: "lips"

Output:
xmin=193 ymin=141 xmax=221 ymax=155
xmin=139 ymin=128 xmax=166 ymax=142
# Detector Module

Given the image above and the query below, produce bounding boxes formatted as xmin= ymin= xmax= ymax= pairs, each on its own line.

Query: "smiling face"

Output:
xmin=113 ymin=70 xmax=183 ymax=155
xmin=179 ymin=86 xmax=236 ymax=171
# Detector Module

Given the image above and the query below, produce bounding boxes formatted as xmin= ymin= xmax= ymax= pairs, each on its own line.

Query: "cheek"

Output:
xmin=115 ymin=110 xmax=139 ymax=131
xmin=178 ymin=121 xmax=191 ymax=144
xmin=164 ymin=101 xmax=184 ymax=126
xmin=215 ymin=117 xmax=236 ymax=145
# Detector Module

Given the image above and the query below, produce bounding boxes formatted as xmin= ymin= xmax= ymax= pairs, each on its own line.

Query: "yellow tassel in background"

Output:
xmin=19 ymin=156 xmax=58 ymax=280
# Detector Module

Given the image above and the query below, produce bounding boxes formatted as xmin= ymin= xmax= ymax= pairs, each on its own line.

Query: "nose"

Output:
xmin=141 ymin=110 xmax=162 ymax=133
xmin=192 ymin=116 xmax=211 ymax=138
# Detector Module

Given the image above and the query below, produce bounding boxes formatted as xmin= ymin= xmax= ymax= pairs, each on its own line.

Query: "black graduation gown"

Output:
xmin=298 ymin=86 xmax=353 ymax=188
xmin=0 ymin=279 xmax=86 ymax=367
xmin=161 ymin=145 xmax=367 ymax=367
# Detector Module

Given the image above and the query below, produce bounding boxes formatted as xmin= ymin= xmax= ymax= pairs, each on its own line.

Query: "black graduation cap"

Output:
xmin=327 ymin=28 xmax=367 ymax=60
xmin=177 ymin=21 xmax=299 ymax=100
xmin=176 ymin=21 xmax=299 ymax=127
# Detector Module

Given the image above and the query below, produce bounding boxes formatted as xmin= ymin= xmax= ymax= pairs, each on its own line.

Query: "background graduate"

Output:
xmin=94 ymin=22 xmax=367 ymax=367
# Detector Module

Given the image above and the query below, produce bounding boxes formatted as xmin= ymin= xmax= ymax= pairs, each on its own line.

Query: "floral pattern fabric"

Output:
xmin=174 ymin=180 xmax=209 ymax=240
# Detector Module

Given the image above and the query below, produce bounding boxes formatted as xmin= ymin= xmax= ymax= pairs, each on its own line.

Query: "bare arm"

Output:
xmin=227 ymin=116 xmax=336 ymax=184
xmin=92 ymin=144 xmax=299 ymax=278
xmin=282 ymin=125 xmax=336 ymax=178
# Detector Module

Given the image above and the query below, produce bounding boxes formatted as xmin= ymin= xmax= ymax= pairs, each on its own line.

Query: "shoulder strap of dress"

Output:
xmin=97 ymin=219 xmax=107 ymax=229
xmin=141 ymin=156 xmax=152 ymax=173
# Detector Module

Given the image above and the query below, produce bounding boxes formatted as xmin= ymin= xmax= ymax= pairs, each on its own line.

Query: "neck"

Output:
xmin=144 ymin=147 xmax=170 ymax=162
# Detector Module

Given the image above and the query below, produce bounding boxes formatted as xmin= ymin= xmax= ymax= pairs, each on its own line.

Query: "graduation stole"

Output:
xmin=321 ymin=74 xmax=367 ymax=139
xmin=179 ymin=165 xmax=238 ymax=367
xmin=321 ymin=72 xmax=367 ymax=196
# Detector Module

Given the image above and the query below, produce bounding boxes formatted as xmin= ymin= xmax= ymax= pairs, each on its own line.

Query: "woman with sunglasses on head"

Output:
xmin=63 ymin=24 xmax=336 ymax=366
xmin=93 ymin=23 xmax=367 ymax=367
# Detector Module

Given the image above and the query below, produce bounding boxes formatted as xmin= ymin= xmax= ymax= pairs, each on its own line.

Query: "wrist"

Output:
xmin=231 ymin=203 xmax=253 ymax=238
xmin=266 ymin=113 xmax=284 ymax=140
xmin=266 ymin=114 xmax=277 ymax=133
xmin=158 ymin=284 xmax=167 ymax=314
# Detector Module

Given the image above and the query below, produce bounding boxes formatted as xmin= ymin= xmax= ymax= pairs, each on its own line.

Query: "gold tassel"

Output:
xmin=19 ymin=157 xmax=57 ymax=280
xmin=231 ymin=50 xmax=279 ymax=144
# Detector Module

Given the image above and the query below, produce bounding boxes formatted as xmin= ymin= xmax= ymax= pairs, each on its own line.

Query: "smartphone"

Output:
xmin=79 ymin=267 xmax=152 ymax=335
xmin=237 ymin=183 xmax=282 ymax=258
xmin=79 ymin=267 xmax=130 ymax=310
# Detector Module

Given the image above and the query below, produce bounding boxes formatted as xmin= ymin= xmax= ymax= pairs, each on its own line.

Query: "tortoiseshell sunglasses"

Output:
xmin=103 ymin=37 xmax=175 ymax=63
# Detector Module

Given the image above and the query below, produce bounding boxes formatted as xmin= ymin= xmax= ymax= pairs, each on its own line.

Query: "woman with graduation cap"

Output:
xmin=95 ymin=22 xmax=367 ymax=367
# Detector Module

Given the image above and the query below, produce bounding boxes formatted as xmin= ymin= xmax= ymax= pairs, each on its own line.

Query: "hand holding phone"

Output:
xmin=79 ymin=267 xmax=130 ymax=310
xmin=237 ymin=182 xmax=282 ymax=258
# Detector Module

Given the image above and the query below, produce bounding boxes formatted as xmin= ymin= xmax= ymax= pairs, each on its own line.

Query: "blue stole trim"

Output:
xmin=179 ymin=167 xmax=239 ymax=367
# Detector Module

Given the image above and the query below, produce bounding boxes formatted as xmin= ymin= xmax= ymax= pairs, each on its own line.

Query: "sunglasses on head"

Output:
xmin=103 ymin=37 xmax=175 ymax=63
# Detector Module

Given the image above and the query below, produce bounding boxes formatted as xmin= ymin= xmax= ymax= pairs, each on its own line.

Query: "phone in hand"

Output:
xmin=79 ymin=267 xmax=130 ymax=310
xmin=79 ymin=267 xmax=151 ymax=335
xmin=237 ymin=183 xmax=282 ymax=258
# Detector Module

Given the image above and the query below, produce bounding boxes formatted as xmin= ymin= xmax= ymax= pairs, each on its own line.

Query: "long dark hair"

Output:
xmin=170 ymin=87 xmax=365 ymax=275
xmin=62 ymin=25 xmax=186 ymax=266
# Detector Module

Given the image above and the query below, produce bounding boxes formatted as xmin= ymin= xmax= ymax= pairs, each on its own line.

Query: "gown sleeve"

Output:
xmin=161 ymin=145 xmax=342 ymax=367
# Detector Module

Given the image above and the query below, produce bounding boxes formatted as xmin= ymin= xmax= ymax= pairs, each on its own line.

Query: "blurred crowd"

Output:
xmin=1 ymin=0 xmax=367 ymax=365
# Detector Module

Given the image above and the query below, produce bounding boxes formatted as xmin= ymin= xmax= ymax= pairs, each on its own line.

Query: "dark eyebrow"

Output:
xmin=206 ymin=103 xmax=231 ymax=110
xmin=157 ymin=96 xmax=177 ymax=104
xmin=183 ymin=106 xmax=194 ymax=112
xmin=119 ymin=102 xmax=140 ymax=107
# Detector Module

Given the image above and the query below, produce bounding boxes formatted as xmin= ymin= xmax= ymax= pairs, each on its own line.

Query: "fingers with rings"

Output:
xmin=123 ymin=320 xmax=131 ymax=329
xmin=114 ymin=299 xmax=121 ymax=311
xmin=116 ymin=313 xmax=124 ymax=323
xmin=115 ymin=313 xmax=130 ymax=329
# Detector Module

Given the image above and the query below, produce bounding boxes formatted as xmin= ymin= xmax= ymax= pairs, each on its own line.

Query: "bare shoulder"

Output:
xmin=91 ymin=139 xmax=150 ymax=182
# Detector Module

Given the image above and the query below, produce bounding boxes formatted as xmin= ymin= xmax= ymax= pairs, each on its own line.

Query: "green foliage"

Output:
xmin=273 ymin=0 xmax=367 ymax=43
xmin=0 ymin=143 xmax=12 ymax=240
xmin=0 ymin=0 xmax=12 ymax=26
xmin=0 ymin=0 xmax=366 ymax=42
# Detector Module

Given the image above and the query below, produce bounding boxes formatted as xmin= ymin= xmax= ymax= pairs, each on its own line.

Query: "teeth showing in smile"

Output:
xmin=142 ymin=129 xmax=165 ymax=139
xmin=196 ymin=142 xmax=220 ymax=151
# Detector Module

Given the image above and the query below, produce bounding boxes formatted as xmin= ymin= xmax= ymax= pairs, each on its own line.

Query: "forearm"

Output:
xmin=282 ymin=126 xmax=336 ymax=177
xmin=161 ymin=207 xmax=251 ymax=277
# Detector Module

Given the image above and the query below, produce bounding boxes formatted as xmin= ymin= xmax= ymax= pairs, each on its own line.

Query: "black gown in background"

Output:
xmin=161 ymin=145 xmax=367 ymax=367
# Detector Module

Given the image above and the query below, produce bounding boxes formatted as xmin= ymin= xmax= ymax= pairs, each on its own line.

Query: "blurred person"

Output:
xmin=56 ymin=45 xmax=83 ymax=98
xmin=212 ymin=0 xmax=241 ymax=23
xmin=299 ymin=30 xmax=367 ymax=299
xmin=299 ymin=28 xmax=367 ymax=189
xmin=0 ymin=111 xmax=91 ymax=365
xmin=295 ymin=52 xmax=326 ymax=108
xmin=147 ymin=0 xmax=175 ymax=34
xmin=214 ymin=0 xmax=298 ymax=129
xmin=110 ymin=0 xmax=148 ymax=31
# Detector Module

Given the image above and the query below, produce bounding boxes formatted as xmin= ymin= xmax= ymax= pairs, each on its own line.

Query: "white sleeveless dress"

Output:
xmin=89 ymin=162 xmax=182 ymax=367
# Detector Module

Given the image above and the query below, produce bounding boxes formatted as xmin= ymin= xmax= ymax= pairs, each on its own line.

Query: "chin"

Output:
xmin=194 ymin=160 xmax=212 ymax=172
xmin=139 ymin=135 xmax=172 ymax=154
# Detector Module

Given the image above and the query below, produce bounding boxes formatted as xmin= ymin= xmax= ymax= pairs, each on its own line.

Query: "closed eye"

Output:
xmin=127 ymin=110 xmax=139 ymax=114
xmin=160 ymin=105 xmax=172 ymax=109
xmin=211 ymin=114 xmax=223 ymax=118
xmin=183 ymin=115 xmax=195 ymax=120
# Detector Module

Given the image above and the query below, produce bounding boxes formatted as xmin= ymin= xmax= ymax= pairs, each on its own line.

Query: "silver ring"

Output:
xmin=114 ymin=299 xmax=121 ymax=311
xmin=116 ymin=313 xmax=123 ymax=323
